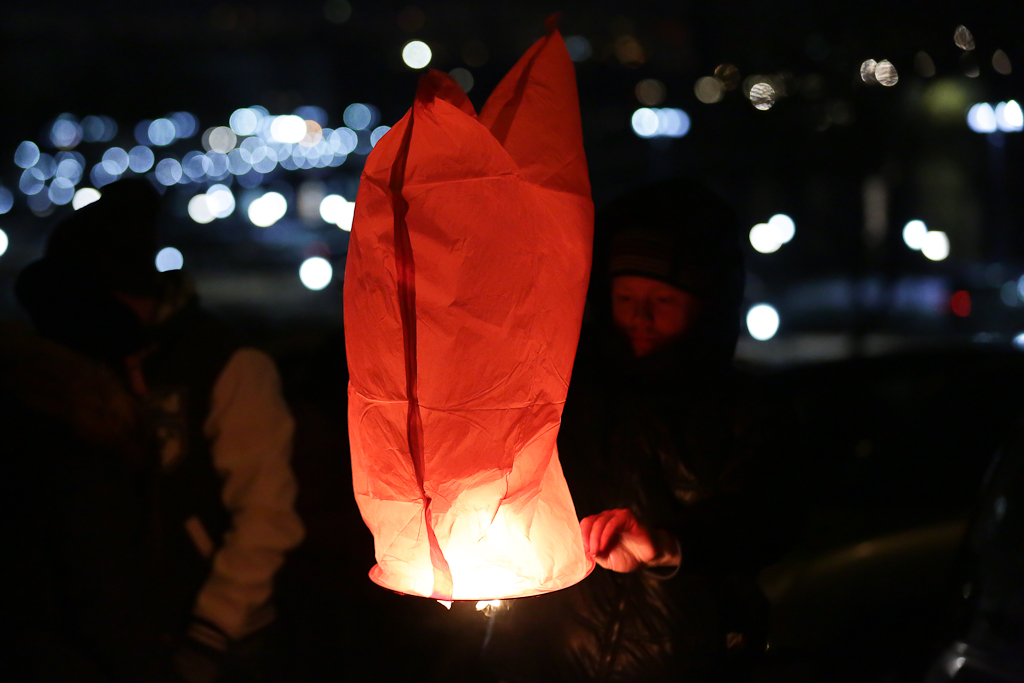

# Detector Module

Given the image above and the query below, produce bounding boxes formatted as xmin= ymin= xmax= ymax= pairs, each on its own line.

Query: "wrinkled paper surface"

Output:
xmin=345 ymin=22 xmax=594 ymax=601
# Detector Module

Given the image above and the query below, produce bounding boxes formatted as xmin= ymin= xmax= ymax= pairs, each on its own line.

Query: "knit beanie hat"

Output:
xmin=14 ymin=178 xmax=161 ymax=363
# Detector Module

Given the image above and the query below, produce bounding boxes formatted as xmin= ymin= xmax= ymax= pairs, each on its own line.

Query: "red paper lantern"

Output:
xmin=345 ymin=20 xmax=594 ymax=601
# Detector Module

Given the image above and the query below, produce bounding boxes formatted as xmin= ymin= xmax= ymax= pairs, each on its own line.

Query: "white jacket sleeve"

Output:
xmin=190 ymin=348 xmax=305 ymax=643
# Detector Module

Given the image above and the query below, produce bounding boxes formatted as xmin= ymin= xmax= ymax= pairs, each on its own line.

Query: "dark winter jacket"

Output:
xmin=0 ymin=323 xmax=177 ymax=683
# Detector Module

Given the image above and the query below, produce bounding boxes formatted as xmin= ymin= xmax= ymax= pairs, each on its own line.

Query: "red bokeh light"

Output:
xmin=951 ymin=290 xmax=971 ymax=317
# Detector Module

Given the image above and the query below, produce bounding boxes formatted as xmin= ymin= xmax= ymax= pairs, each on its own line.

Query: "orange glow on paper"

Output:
xmin=344 ymin=19 xmax=594 ymax=601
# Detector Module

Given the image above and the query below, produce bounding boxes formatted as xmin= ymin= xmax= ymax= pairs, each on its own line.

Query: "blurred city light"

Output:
xmin=343 ymin=104 xmax=372 ymax=131
xmin=299 ymin=257 xmax=333 ymax=290
xmin=206 ymin=184 xmax=235 ymax=218
xmin=148 ymin=118 xmax=177 ymax=146
xmin=55 ymin=158 xmax=83 ymax=184
xmin=0 ymin=228 xmax=7 ymax=257
xmin=188 ymin=194 xmax=215 ymax=224
xmin=48 ymin=178 xmax=75 ymax=205
xmin=28 ymin=192 xmax=52 ymax=214
xmin=270 ymin=115 xmax=306 ymax=144
xmin=230 ymin=108 xmax=260 ymax=136
xmin=155 ymin=247 xmax=184 ymax=272
xmin=206 ymin=151 xmax=229 ymax=178
xmin=921 ymin=231 xmax=950 ymax=261
xmin=209 ymin=126 xmax=238 ymax=153
xmin=19 ymin=168 xmax=46 ymax=195
xmin=135 ymin=120 xmax=153 ymax=145
xmin=951 ymin=290 xmax=971 ymax=317
xmin=749 ymin=224 xmax=781 ymax=254
xmin=227 ymin=149 xmax=251 ymax=175
xmin=128 ymin=146 xmax=155 ymax=173
xmin=993 ymin=49 xmax=1013 ymax=75
xmin=182 ymin=151 xmax=211 ymax=181
xmin=768 ymin=214 xmax=795 ymax=243
xmin=449 ymin=68 xmax=474 ymax=93
xmin=874 ymin=60 xmax=898 ymax=86
xmin=967 ymin=103 xmax=998 ymax=133
xmin=860 ymin=59 xmax=878 ymax=83
xmin=248 ymin=191 xmax=287 ymax=227
xmin=15 ymin=141 xmax=40 ymax=169
xmin=82 ymin=115 xmax=117 ymax=143
xmin=170 ymin=112 xmax=199 ymax=139
xmin=694 ymin=76 xmax=724 ymax=104
xmin=319 ymin=194 xmax=355 ymax=230
xmin=564 ymin=35 xmax=591 ymax=62
xmin=50 ymin=116 xmax=83 ymax=149
xmin=72 ymin=187 xmax=101 ymax=210
xmin=636 ymin=78 xmax=666 ymax=106
xmin=0 ymin=187 xmax=13 ymax=214
xmin=1015 ymin=333 xmax=1024 ymax=351
xmin=90 ymin=163 xmax=119 ymax=188
xmin=747 ymin=304 xmax=780 ymax=341
xmin=155 ymin=158 xmax=183 ymax=186
xmin=102 ymin=147 xmax=130 ymax=175
xmin=402 ymin=40 xmax=432 ymax=69
xmin=631 ymin=108 xmax=689 ymax=138
xmin=995 ymin=101 xmax=1024 ymax=132
xmin=902 ymin=220 xmax=927 ymax=250
xmin=954 ymin=25 xmax=975 ymax=51
xmin=748 ymin=82 xmax=777 ymax=110
xmin=370 ymin=126 xmax=391 ymax=147
xmin=34 ymin=153 xmax=56 ymax=179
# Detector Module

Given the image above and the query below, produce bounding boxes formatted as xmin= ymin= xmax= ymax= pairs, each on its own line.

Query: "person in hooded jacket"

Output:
xmin=478 ymin=180 xmax=803 ymax=683
xmin=14 ymin=178 xmax=304 ymax=683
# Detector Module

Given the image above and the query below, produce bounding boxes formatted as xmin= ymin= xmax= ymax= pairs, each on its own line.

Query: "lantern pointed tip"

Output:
xmin=545 ymin=12 xmax=562 ymax=35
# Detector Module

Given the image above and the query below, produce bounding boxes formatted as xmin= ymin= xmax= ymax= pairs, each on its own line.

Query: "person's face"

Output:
xmin=611 ymin=275 xmax=700 ymax=358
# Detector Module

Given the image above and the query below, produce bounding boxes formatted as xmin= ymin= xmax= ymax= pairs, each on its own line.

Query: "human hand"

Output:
xmin=580 ymin=509 xmax=679 ymax=573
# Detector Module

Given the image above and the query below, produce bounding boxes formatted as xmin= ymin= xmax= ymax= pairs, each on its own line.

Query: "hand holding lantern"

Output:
xmin=581 ymin=509 xmax=682 ymax=573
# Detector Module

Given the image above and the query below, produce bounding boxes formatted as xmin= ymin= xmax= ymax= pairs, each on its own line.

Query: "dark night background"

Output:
xmin=2 ymin=3 xmax=1024 ymax=682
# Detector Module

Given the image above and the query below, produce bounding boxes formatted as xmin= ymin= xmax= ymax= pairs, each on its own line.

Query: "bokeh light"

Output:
xmin=28 ymin=192 xmax=52 ymax=214
xmin=402 ymin=40 xmax=432 ymax=69
xmin=993 ymin=50 xmax=1012 ymax=75
xmin=135 ymin=120 xmax=154 ymax=145
xmin=449 ymin=68 xmax=474 ymax=93
xmin=370 ymin=126 xmax=391 ymax=147
xmin=902 ymin=220 xmax=927 ymax=250
xmin=128 ymin=146 xmax=155 ymax=173
xmin=230 ymin=108 xmax=260 ymax=136
xmin=209 ymin=126 xmax=238 ymax=153
xmin=183 ymin=151 xmax=211 ymax=181
xmin=0 ymin=187 xmax=13 ymax=214
xmin=206 ymin=151 xmax=230 ymax=178
xmin=170 ymin=112 xmax=199 ymax=139
xmin=90 ymin=163 xmax=119 ymax=188
xmin=860 ymin=59 xmax=877 ymax=83
xmin=564 ymin=35 xmax=592 ymax=62
xmin=15 ymin=141 xmax=40 ymax=169
xmin=343 ymin=104 xmax=372 ymax=131
xmin=155 ymin=158 xmax=183 ymax=186
xmin=995 ymin=101 xmax=1024 ymax=132
xmin=874 ymin=60 xmax=898 ymax=87
xmin=148 ymin=118 xmax=177 ymax=146
xmin=102 ymin=147 xmax=130 ymax=175
xmin=206 ymin=184 xmax=236 ymax=218
xmin=48 ymin=178 xmax=75 ymax=205
xmin=914 ymin=52 xmax=936 ymax=78
xmin=954 ymin=25 xmax=975 ymax=51
xmin=749 ymin=224 xmax=781 ymax=254
xmin=72 ymin=187 xmax=101 ymax=210
xmin=636 ymin=79 xmax=666 ymax=106
xmin=631 ymin=108 xmax=658 ymax=137
xmin=768 ymin=214 xmax=795 ymax=243
xmin=50 ymin=116 xmax=83 ymax=149
xmin=967 ymin=103 xmax=998 ymax=133
xmin=747 ymin=304 xmax=780 ymax=341
xmin=82 ymin=115 xmax=117 ymax=143
xmin=921 ymin=231 xmax=950 ymax=261
xmin=694 ymin=76 xmax=724 ymax=104
xmin=319 ymin=194 xmax=355 ymax=230
xmin=55 ymin=158 xmax=84 ymax=185
xmin=34 ymin=153 xmax=56 ymax=179
xmin=188 ymin=194 xmax=215 ymax=224
xmin=299 ymin=257 xmax=333 ymax=290
xmin=0 ymin=228 xmax=7 ymax=257
xmin=248 ymin=191 xmax=288 ymax=227
xmin=20 ymin=168 xmax=46 ymax=195
xmin=749 ymin=82 xmax=777 ymax=111
xmin=271 ymin=116 xmax=306 ymax=144
xmin=155 ymin=247 xmax=184 ymax=272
